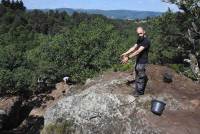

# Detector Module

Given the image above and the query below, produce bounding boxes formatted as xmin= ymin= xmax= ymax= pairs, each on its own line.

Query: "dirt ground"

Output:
xmin=99 ymin=64 xmax=200 ymax=134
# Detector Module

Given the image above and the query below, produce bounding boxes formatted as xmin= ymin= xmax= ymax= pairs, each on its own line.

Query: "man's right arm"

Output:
xmin=122 ymin=44 xmax=138 ymax=56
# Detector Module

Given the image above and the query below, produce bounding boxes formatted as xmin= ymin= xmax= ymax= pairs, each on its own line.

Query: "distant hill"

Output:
xmin=30 ymin=8 xmax=163 ymax=20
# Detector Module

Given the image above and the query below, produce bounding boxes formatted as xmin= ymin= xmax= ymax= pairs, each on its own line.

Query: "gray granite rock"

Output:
xmin=43 ymin=78 xmax=161 ymax=134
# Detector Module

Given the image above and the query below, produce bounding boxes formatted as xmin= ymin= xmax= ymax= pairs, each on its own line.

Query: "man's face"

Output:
xmin=137 ymin=28 xmax=144 ymax=37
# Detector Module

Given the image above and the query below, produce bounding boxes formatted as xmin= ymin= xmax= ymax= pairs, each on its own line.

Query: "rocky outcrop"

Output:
xmin=0 ymin=96 xmax=22 ymax=130
xmin=1 ymin=64 xmax=199 ymax=134
xmin=43 ymin=64 xmax=200 ymax=134
xmin=0 ymin=109 xmax=6 ymax=129
xmin=0 ymin=81 xmax=69 ymax=134
xmin=43 ymin=76 xmax=161 ymax=134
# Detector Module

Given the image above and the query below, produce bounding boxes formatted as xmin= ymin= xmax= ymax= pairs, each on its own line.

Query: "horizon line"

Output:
xmin=27 ymin=7 xmax=174 ymax=13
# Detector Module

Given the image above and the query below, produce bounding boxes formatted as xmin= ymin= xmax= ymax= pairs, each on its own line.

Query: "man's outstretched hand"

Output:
xmin=120 ymin=53 xmax=128 ymax=58
xmin=120 ymin=56 xmax=129 ymax=64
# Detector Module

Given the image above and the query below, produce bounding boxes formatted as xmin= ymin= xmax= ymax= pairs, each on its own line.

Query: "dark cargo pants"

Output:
xmin=134 ymin=63 xmax=148 ymax=95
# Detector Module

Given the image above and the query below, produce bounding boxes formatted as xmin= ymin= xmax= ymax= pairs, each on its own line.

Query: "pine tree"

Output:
xmin=1 ymin=0 xmax=13 ymax=8
xmin=1 ymin=0 xmax=6 ymax=5
xmin=19 ymin=0 xmax=25 ymax=10
xmin=6 ymin=0 xmax=11 ymax=7
xmin=16 ymin=0 xmax=19 ymax=9
xmin=11 ymin=0 xmax=15 ymax=9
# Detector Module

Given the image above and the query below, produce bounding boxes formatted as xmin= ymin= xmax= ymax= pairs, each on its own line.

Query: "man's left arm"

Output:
xmin=128 ymin=46 xmax=145 ymax=59
xmin=128 ymin=39 xmax=149 ymax=59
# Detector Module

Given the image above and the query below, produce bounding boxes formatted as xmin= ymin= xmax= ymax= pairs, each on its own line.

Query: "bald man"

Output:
xmin=121 ymin=27 xmax=150 ymax=97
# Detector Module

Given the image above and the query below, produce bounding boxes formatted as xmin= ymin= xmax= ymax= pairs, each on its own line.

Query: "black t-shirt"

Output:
xmin=136 ymin=37 xmax=150 ymax=64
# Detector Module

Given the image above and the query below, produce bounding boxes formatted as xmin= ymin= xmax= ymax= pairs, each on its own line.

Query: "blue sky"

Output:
xmin=23 ymin=0 xmax=179 ymax=12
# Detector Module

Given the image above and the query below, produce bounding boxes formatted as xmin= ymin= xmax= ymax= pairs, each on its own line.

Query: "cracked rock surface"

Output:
xmin=43 ymin=65 xmax=200 ymax=134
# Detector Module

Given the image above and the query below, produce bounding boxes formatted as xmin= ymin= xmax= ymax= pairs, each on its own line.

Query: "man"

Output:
xmin=121 ymin=27 xmax=150 ymax=97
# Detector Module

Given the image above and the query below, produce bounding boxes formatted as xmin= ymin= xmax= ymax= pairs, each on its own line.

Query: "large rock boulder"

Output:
xmin=43 ymin=76 xmax=160 ymax=134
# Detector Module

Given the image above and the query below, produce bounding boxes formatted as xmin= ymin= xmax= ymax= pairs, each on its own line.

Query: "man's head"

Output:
xmin=136 ymin=27 xmax=146 ymax=41
xmin=136 ymin=27 xmax=145 ymax=37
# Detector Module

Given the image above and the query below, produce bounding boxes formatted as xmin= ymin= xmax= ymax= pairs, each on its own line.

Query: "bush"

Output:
xmin=167 ymin=64 xmax=198 ymax=81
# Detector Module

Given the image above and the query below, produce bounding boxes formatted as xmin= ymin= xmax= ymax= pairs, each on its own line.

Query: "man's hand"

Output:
xmin=120 ymin=53 xmax=128 ymax=58
xmin=121 ymin=56 xmax=129 ymax=64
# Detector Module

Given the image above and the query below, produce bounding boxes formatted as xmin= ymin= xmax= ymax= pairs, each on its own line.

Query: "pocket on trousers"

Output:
xmin=136 ymin=64 xmax=146 ymax=72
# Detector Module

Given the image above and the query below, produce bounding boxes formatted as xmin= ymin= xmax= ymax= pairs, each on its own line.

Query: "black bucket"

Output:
xmin=151 ymin=99 xmax=166 ymax=116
